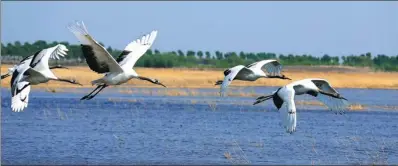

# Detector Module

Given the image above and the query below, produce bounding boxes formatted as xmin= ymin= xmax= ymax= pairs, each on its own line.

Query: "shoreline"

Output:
xmin=2 ymin=65 xmax=398 ymax=90
xmin=3 ymin=86 xmax=397 ymax=112
xmin=2 ymin=85 xmax=398 ymax=91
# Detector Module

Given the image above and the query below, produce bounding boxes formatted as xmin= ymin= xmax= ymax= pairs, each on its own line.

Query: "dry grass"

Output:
xmin=224 ymin=140 xmax=251 ymax=165
xmin=207 ymin=101 xmax=217 ymax=111
xmin=348 ymin=104 xmax=366 ymax=111
xmin=296 ymin=100 xmax=325 ymax=106
xmin=2 ymin=65 xmax=398 ymax=89
xmin=118 ymin=88 xmax=258 ymax=97
xmin=224 ymin=152 xmax=232 ymax=159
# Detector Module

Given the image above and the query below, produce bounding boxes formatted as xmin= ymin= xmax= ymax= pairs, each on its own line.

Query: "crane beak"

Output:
xmin=158 ymin=82 xmax=167 ymax=88
xmin=283 ymin=75 xmax=292 ymax=80
xmin=73 ymin=80 xmax=83 ymax=86
xmin=253 ymin=100 xmax=262 ymax=105
xmin=336 ymin=93 xmax=347 ymax=101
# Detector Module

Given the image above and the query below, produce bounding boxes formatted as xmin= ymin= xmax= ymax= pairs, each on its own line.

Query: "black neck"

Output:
xmin=50 ymin=65 xmax=66 ymax=69
xmin=1 ymin=74 xmax=10 ymax=79
xmin=138 ymin=76 xmax=155 ymax=84
xmin=57 ymin=78 xmax=77 ymax=85
xmin=268 ymin=75 xmax=283 ymax=79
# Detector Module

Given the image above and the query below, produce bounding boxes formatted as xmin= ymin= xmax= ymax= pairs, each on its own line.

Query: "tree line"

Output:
xmin=1 ymin=40 xmax=397 ymax=71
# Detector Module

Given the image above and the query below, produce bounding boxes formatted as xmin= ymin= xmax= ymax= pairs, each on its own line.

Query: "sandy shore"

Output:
xmin=2 ymin=65 xmax=398 ymax=89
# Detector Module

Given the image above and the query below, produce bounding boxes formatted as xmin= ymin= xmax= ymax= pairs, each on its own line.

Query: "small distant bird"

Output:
xmin=67 ymin=21 xmax=166 ymax=100
xmin=253 ymin=78 xmax=348 ymax=134
xmin=10 ymin=44 xmax=82 ymax=112
xmin=1 ymin=59 xmax=68 ymax=80
xmin=215 ymin=60 xmax=291 ymax=96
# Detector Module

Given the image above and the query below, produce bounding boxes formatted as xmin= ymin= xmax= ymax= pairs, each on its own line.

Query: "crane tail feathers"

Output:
xmin=279 ymin=104 xmax=296 ymax=134
xmin=286 ymin=112 xmax=296 ymax=133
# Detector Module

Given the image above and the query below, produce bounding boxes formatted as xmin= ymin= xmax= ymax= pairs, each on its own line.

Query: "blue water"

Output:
xmin=1 ymin=87 xmax=398 ymax=165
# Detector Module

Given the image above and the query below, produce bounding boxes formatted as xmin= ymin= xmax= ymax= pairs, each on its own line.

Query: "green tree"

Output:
xmin=177 ymin=50 xmax=184 ymax=56
xmin=321 ymin=54 xmax=331 ymax=65
xmin=215 ymin=51 xmax=223 ymax=60
xmin=147 ymin=49 xmax=153 ymax=55
xmin=197 ymin=51 xmax=204 ymax=59
xmin=205 ymin=51 xmax=211 ymax=59
xmin=239 ymin=51 xmax=246 ymax=60
xmin=6 ymin=43 xmax=14 ymax=55
xmin=187 ymin=50 xmax=195 ymax=57
xmin=1 ymin=43 xmax=6 ymax=55
xmin=2 ymin=40 xmax=397 ymax=71
xmin=33 ymin=40 xmax=47 ymax=51
xmin=246 ymin=52 xmax=257 ymax=61
xmin=14 ymin=41 xmax=22 ymax=47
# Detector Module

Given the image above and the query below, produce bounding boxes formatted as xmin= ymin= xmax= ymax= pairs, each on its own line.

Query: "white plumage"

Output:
xmin=1 ymin=57 xmax=69 ymax=80
xmin=10 ymin=66 xmax=31 ymax=112
xmin=118 ymin=30 xmax=158 ymax=70
xmin=253 ymin=78 xmax=348 ymax=133
xmin=11 ymin=81 xmax=31 ymax=112
xmin=1 ymin=55 xmax=34 ymax=80
xmin=9 ymin=44 xmax=81 ymax=112
xmin=216 ymin=59 xmax=290 ymax=96
xmin=67 ymin=21 xmax=165 ymax=100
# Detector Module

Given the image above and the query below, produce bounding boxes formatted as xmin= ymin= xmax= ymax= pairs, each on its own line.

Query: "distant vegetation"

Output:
xmin=1 ymin=40 xmax=398 ymax=71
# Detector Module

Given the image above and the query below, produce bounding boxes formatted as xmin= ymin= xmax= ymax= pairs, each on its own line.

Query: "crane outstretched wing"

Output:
xmin=11 ymin=81 xmax=31 ymax=112
xmin=29 ymin=44 xmax=68 ymax=72
xmin=1 ymin=56 xmax=33 ymax=80
xmin=117 ymin=30 xmax=158 ymax=70
xmin=10 ymin=66 xmax=31 ymax=112
xmin=220 ymin=65 xmax=250 ymax=96
xmin=278 ymin=87 xmax=297 ymax=133
xmin=19 ymin=55 xmax=34 ymax=64
xmin=246 ymin=59 xmax=283 ymax=76
xmin=68 ymin=21 xmax=123 ymax=74
xmin=310 ymin=78 xmax=348 ymax=114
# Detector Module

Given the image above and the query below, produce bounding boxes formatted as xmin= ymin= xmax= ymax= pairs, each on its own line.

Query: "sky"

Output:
xmin=2 ymin=1 xmax=398 ymax=57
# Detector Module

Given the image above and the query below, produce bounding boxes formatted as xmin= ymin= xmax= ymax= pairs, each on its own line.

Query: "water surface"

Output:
xmin=1 ymin=87 xmax=397 ymax=164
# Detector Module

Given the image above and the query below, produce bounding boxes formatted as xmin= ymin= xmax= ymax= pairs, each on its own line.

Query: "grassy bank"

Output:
xmin=2 ymin=65 xmax=398 ymax=89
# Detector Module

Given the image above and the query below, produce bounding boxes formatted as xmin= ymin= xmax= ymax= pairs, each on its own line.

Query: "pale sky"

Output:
xmin=2 ymin=1 xmax=398 ymax=57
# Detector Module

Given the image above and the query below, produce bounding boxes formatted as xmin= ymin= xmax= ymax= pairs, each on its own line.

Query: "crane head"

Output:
xmin=153 ymin=79 xmax=166 ymax=88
